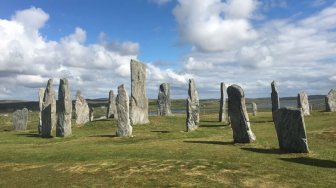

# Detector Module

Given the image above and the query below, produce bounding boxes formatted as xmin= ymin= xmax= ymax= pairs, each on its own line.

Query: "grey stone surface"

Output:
xmin=227 ymin=84 xmax=256 ymax=143
xmin=273 ymin=108 xmax=309 ymax=153
xmin=116 ymin=84 xmax=133 ymax=137
xmin=106 ymin=90 xmax=118 ymax=119
xmin=297 ymin=92 xmax=310 ymax=116
xmin=56 ymin=78 xmax=72 ymax=137
xmin=41 ymin=79 xmax=56 ymax=137
xmin=75 ymin=90 xmax=90 ymax=125
xmin=13 ymin=108 xmax=28 ymax=130
xmin=157 ymin=83 xmax=172 ymax=116
xmin=325 ymin=89 xmax=336 ymax=112
xmin=38 ymin=88 xmax=45 ymax=135
xmin=252 ymin=102 xmax=257 ymax=116
xmin=219 ymin=82 xmax=226 ymax=122
xmin=186 ymin=79 xmax=200 ymax=132
xmin=130 ymin=59 xmax=149 ymax=125
xmin=271 ymin=80 xmax=280 ymax=112
xmin=89 ymin=107 xmax=94 ymax=122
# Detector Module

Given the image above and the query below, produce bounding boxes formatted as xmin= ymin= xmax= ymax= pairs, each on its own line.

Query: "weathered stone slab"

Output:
xmin=297 ymin=92 xmax=310 ymax=116
xmin=219 ymin=82 xmax=226 ymax=122
xmin=273 ymin=108 xmax=309 ymax=153
xmin=89 ymin=107 xmax=94 ymax=122
xmin=252 ymin=102 xmax=257 ymax=116
xmin=56 ymin=78 xmax=72 ymax=137
xmin=157 ymin=83 xmax=172 ymax=116
xmin=130 ymin=59 xmax=149 ymax=125
xmin=186 ymin=79 xmax=200 ymax=132
xmin=227 ymin=84 xmax=256 ymax=143
xmin=271 ymin=80 xmax=280 ymax=112
xmin=13 ymin=108 xmax=28 ymax=130
xmin=41 ymin=79 xmax=56 ymax=137
xmin=75 ymin=90 xmax=90 ymax=125
xmin=106 ymin=90 xmax=118 ymax=119
xmin=38 ymin=88 xmax=45 ymax=135
xmin=116 ymin=84 xmax=132 ymax=137
xmin=325 ymin=89 xmax=336 ymax=112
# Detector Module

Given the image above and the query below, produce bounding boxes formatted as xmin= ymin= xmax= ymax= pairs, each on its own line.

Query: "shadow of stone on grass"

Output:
xmin=280 ymin=157 xmax=336 ymax=168
xmin=241 ymin=147 xmax=286 ymax=154
xmin=15 ymin=133 xmax=40 ymax=138
xmin=151 ymin=130 xmax=171 ymax=133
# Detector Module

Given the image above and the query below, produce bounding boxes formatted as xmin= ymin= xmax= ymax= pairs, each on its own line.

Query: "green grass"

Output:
xmin=0 ymin=110 xmax=335 ymax=187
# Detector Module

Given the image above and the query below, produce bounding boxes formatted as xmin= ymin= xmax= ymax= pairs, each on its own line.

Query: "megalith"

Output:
xmin=116 ymin=84 xmax=133 ymax=137
xmin=186 ymin=79 xmax=200 ymax=132
xmin=271 ymin=81 xmax=280 ymax=121
xmin=219 ymin=82 xmax=226 ymax=122
xmin=41 ymin=79 xmax=56 ymax=138
xmin=130 ymin=59 xmax=149 ymax=125
xmin=273 ymin=108 xmax=309 ymax=153
xmin=106 ymin=90 xmax=117 ymax=119
xmin=227 ymin=84 xmax=256 ymax=143
xmin=38 ymin=88 xmax=45 ymax=135
xmin=157 ymin=83 xmax=172 ymax=116
xmin=325 ymin=89 xmax=336 ymax=112
xmin=75 ymin=90 xmax=90 ymax=125
xmin=56 ymin=78 xmax=72 ymax=137
xmin=252 ymin=102 xmax=257 ymax=116
xmin=89 ymin=107 xmax=94 ymax=122
xmin=13 ymin=108 xmax=28 ymax=130
xmin=297 ymin=92 xmax=310 ymax=116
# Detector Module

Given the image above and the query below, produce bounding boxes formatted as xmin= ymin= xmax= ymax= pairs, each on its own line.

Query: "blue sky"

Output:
xmin=0 ymin=0 xmax=335 ymax=100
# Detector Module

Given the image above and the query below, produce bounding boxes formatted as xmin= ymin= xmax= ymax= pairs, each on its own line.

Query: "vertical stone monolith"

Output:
xmin=157 ymin=83 xmax=172 ymax=116
xmin=13 ymin=108 xmax=28 ymax=130
xmin=227 ymin=84 xmax=256 ymax=143
xmin=130 ymin=59 xmax=149 ymax=125
xmin=89 ymin=107 xmax=94 ymax=122
xmin=186 ymin=79 xmax=200 ymax=132
xmin=297 ymin=92 xmax=310 ymax=116
xmin=271 ymin=81 xmax=280 ymax=121
xmin=116 ymin=84 xmax=133 ymax=137
xmin=38 ymin=88 xmax=45 ymax=135
xmin=56 ymin=78 xmax=72 ymax=137
xmin=252 ymin=102 xmax=257 ymax=116
xmin=75 ymin=90 xmax=90 ymax=125
xmin=106 ymin=90 xmax=117 ymax=119
xmin=325 ymin=89 xmax=336 ymax=112
xmin=41 ymin=79 xmax=56 ymax=137
xmin=219 ymin=82 xmax=226 ymax=122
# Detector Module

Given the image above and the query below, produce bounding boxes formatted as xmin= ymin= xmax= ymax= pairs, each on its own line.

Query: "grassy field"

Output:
xmin=0 ymin=110 xmax=335 ymax=187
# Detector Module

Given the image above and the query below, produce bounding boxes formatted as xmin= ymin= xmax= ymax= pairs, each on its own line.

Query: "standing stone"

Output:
xmin=273 ymin=108 xmax=309 ymax=153
xmin=106 ymin=90 xmax=118 ymax=119
xmin=227 ymin=84 xmax=256 ymax=143
xmin=325 ymin=89 xmax=336 ymax=112
xmin=13 ymin=108 xmax=28 ymax=130
xmin=157 ymin=83 xmax=172 ymax=116
xmin=41 ymin=79 xmax=56 ymax=138
xmin=89 ymin=107 xmax=94 ymax=122
xmin=56 ymin=78 xmax=72 ymax=137
xmin=75 ymin=90 xmax=90 ymax=125
xmin=38 ymin=88 xmax=45 ymax=135
xmin=271 ymin=81 xmax=280 ymax=122
xmin=219 ymin=82 xmax=226 ymax=122
xmin=252 ymin=102 xmax=257 ymax=116
xmin=297 ymin=92 xmax=310 ymax=116
xmin=130 ymin=59 xmax=149 ymax=125
xmin=186 ymin=79 xmax=200 ymax=132
xmin=116 ymin=84 xmax=133 ymax=137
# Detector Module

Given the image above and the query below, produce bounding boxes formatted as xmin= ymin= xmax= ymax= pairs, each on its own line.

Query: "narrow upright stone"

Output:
xmin=89 ymin=107 xmax=94 ymax=122
xmin=252 ymin=102 xmax=257 ymax=116
xmin=227 ymin=84 xmax=256 ymax=143
xmin=56 ymin=78 xmax=72 ymax=137
xmin=325 ymin=89 xmax=336 ymax=112
xmin=271 ymin=80 xmax=280 ymax=122
xmin=273 ymin=108 xmax=309 ymax=153
xmin=75 ymin=90 xmax=90 ymax=125
xmin=219 ymin=82 xmax=226 ymax=122
xmin=297 ymin=92 xmax=310 ymax=116
xmin=186 ymin=79 xmax=200 ymax=132
xmin=13 ymin=108 xmax=28 ymax=130
xmin=38 ymin=88 xmax=45 ymax=135
xmin=116 ymin=84 xmax=133 ymax=137
xmin=106 ymin=90 xmax=118 ymax=119
xmin=157 ymin=83 xmax=172 ymax=116
xmin=41 ymin=79 xmax=56 ymax=138
xmin=130 ymin=59 xmax=149 ymax=125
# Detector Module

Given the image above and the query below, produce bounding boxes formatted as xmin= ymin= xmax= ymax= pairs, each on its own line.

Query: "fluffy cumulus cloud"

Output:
xmin=174 ymin=0 xmax=336 ymax=98
xmin=0 ymin=7 xmax=188 ymax=100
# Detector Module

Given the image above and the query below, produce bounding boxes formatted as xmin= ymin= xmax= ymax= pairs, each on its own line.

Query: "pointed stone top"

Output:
xmin=76 ymin=90 xmax=81 ymax=97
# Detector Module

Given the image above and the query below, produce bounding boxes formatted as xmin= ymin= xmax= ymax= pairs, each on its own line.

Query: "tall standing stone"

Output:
xmin=271 ymin=81 xmax=280 ymax=121
xmin=130 ymin=59 xmax=149 ymax=125
xmin=186 ymin=79 xmax=200 ymax=132
xmin=41 ymin=79 xmax=56 ymax=138
xmin=273 ymin=108 xmax=309 ymax=153
xmin=252 ymin=102 xmax=257 ymax=116
xmin=116 ymin=84 xmax=133 ymax=137
xmin=219 ymin=82 xmax=226 ymax=122
xmin=89 ymin=107 xmax=94 ymax=122
xmin=106 ymin=90 xmax=118 ymax=119
xmin=38 ymin=88 xmax=45 ymax=135
xmin=56 ymin=78 xmax=72 ymax=137
xmin=13 ymin=108 xmax=28 ymax=130
xmin=227 ymin=84 xmax=256 ymax=143
xmin=325 ymin=89 xmax=336 ymax=112
xmin=75 ymin=90 xmax=90 ymax=125
xmin=297 ymin=92 xmax=310 ymax=116
xmin=157 ymin=83 xmax=172 ymax=116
